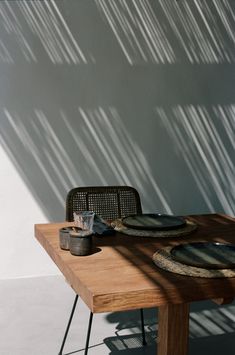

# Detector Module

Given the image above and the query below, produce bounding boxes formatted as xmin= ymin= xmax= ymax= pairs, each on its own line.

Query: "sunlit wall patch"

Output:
xmin=96 ymin=0 xmax=176 ymax=65
xmin=156 ymin=104 xmax=235 ymax=213
xmin=0 ymin=0 xmax=89 ymax=64
xmin=96 ymin=0 xmax=235 ymax=65
xmin=0 ymin=106 xmax=172 ymax=213
xmin=78 ymin=106 xmax=172 ymax=213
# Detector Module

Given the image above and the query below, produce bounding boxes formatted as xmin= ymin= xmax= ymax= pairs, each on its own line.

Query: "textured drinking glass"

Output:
xmin=73 ymin=211 xmax=95 ymax=231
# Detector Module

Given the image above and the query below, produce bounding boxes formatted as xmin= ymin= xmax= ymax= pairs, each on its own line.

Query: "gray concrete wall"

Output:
xmin=0 ymin=0 xmax=235 ymax=277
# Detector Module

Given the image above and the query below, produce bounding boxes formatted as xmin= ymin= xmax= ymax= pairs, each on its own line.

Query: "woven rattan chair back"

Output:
xmin=59 ymin=186 xmax=146 ymax=355
xmin=66 ymin=186 xmax=142 ymax=222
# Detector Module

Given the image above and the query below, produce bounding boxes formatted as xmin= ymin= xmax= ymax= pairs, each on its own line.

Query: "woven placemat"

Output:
xmin=111 ymin=219 xmax=197 ymax=238
xmin=153 ymin=246 xmax=235 ymax=278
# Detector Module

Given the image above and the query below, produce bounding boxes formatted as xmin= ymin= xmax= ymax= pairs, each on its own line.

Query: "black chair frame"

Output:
xmin=59 ymin=186 xmax=146 ymax=355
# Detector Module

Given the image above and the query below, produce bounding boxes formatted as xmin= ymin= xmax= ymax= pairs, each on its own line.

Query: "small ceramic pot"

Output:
xmin=69 ymin=230 xmax=93 ymax=256
xmin=59 ymin=226 xmax=80 ymax=250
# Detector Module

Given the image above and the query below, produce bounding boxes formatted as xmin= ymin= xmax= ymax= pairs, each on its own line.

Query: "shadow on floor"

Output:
xmin=104 ymin=332 xmax=156 ymax=354
xmin=103 ymin=332 xmax=235 ymax=355
xmin=104 ymin=302 xmax=235 ymax=355
xmin=1 ymin=276 xmax=235 ymax=355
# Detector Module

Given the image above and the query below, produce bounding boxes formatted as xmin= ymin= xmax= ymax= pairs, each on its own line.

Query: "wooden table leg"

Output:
xmin=157 ymin=303 xmax=189 ymax=355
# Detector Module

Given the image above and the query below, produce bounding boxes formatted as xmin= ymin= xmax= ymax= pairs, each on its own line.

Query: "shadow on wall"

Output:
xmin=0 ymin=107 xmax=172 ymax=220
xmin=157 ymin=105 xmax=235 ymax=215
xmin=2 ymin=104 xmax=234 ymax=221
xmin=0 ymin=0 xmax=234 ymax=220
xmin=0 ymin=0 xmax=90 ymax=64
xmin=0 ymin=0 xmax=234 ymax=65
xmin=96 ymin=0 xmax=235 ymax=65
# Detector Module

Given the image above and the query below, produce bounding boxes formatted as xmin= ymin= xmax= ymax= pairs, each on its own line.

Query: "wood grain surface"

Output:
xmin=35 ymin=214 xmax=235 ymax=313
xmin=158 ymin=303 xmax=189 ymax=355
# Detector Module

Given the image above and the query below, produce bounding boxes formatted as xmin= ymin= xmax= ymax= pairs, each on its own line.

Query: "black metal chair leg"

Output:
xmin=58 ymin=294 xmax=79 ymax=355
xmin=140 ymin=308 xmax=147 ymax=345
xmin=84 ymin=312 xmax=93 ymax=355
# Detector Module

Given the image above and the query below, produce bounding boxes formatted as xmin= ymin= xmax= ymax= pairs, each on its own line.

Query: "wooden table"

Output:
xmin=35 ymin=214 xmax=235 ymax=355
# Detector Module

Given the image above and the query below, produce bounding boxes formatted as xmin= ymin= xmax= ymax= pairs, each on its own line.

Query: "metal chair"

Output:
xmin=59 ymin=186 xmax=146 ymax=355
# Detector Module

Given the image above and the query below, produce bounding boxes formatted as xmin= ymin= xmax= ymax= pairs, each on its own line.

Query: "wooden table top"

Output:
xmin=35 ymin=213 xmax=235 ymax=313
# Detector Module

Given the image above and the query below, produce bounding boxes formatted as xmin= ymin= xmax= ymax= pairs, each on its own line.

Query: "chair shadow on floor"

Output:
xmin=104 ymin=333 xmax=235 ymax=355
xmin=61 ymin=308 xmax=157 ymax=355
xmin=104 ymin=302 xmax=235 ymax=355
xmin=104 ymin=334 xmax=156 ymax=355
xmin=63 ymin=302 xmax=235 ymax=355
xmin=104 ymin=308 xmax=157 ymax=354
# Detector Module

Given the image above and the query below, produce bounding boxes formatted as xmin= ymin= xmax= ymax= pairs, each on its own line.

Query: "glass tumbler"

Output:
xmin=73 ymin=211 xmax=95 ymax=231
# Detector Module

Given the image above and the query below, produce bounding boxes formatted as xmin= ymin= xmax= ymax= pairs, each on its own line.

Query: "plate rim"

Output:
xmin=121 ymin=213 xmax=186 ymax=231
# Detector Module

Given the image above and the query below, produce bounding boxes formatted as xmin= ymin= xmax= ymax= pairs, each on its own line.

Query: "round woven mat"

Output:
xmin=153 ymin=246 xmax=235 ymax=278
xmin=111 ymin=219 xmax=197 ymax=238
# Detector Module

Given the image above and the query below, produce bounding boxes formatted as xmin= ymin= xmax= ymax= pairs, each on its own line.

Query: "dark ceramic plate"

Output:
xmin=171 ymin=242 xmax=235 ymax=269
xmin=122 ymin=214 xmax=186 ymax=230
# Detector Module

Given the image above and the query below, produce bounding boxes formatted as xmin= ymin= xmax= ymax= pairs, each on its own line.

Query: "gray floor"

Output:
xmin=1 ymin=275 xmax=235 ymax=355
